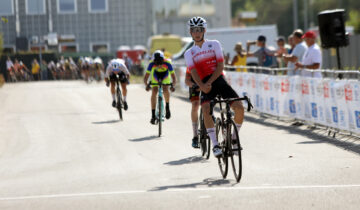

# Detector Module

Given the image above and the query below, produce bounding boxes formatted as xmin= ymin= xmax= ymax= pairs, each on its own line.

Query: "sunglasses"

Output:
xmin=190 ymin=27 xmax=205 ymax=33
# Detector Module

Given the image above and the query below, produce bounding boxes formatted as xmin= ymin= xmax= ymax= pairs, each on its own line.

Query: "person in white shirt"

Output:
xmin=283 ymin=29 xmax=308 ymax=76
xmin=295 ymin=30 xmax=322 ymax=78
xmin=105 ymin=59 xmax=130 ymax=110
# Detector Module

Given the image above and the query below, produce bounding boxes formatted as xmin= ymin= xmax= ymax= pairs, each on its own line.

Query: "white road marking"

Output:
xmin=1 ymin=184 xmax=360 ymax=201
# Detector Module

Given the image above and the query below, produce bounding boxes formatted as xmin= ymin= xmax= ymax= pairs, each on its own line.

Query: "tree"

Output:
xmin=346 ymin=10 xmax=360 ymax=34
xmin=231 ymin=0 xmax=360 ymax=36
xmin=0 ymin=33 xmax=3 ymax=57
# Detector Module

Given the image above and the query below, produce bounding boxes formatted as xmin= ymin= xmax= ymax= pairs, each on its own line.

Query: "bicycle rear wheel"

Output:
xmin=215 ymin=118 xmax=228 ymax=178
xmin=228 ymin=120 xmax=242 ymax=182
xmin=117 ymin=87 xmax=123 ymax=121
xmin=158 ymin=96 xmax=162 ymax=137
xmin=199 ymin=110 xmax=211 ymax=159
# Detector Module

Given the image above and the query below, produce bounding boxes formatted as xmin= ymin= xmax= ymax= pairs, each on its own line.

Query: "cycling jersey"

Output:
xmin=184 ymin=40 xmax=224 ymax=80
xmin=105 ymin=59 xmax=130 ymax=78
xmin=146 ymin=58 xmax=174 ymax=86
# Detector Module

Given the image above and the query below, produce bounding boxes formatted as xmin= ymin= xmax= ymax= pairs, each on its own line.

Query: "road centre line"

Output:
xmin=1 ymin=184 xmax=360 ymax=201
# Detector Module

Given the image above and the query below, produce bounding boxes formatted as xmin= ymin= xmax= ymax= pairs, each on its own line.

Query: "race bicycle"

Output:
xmin=210 ymin=95 xmax=253 ymax=182
xmin=147 ymin=78 xmax=174 ymax=137
xmin=113 ymin=73 xmax=126 ymax=121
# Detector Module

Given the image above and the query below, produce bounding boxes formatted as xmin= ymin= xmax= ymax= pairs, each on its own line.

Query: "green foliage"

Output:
xmin=346 ymin=10 xmax=360 ymax=34
xmin=231 ymin=0 xmax=360 ymax=36
xmin=0 ymin=33 xmax=3 ymax=58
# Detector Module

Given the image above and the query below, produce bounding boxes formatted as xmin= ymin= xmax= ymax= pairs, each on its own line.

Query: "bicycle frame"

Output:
xmin=148 ymin=79 xmax=173 ymax=137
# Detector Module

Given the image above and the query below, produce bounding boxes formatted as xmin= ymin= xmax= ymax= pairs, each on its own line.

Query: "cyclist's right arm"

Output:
xmin=143 ymin=62 xmax=153 ymax=86
xmin=185 ymin=67 xmax=195 ymax=87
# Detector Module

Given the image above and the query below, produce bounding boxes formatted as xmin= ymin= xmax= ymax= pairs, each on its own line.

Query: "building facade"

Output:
xmin=0 ymin=0 xmax=153 ymax=53
xmin=0 ymin=0 xmax=231 ymax=53
xmin=154 ymin=0 xmax=231 ymax=37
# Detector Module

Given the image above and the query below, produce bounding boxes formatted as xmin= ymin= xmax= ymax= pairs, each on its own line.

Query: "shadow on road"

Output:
xmin=244 ymin=115 xmax=360 ymax=156
xmin=92 ymin=120 xmax=120 ymax=124
xmin=149 ymin=178 xmax=233 ymax=191
xmin=175 ymin=94 xmax=360 ymax=155
xmin=164 ymin=156 xmax=207 ymax=166
xmin=129 ymin=135 xmax=159 ymax=142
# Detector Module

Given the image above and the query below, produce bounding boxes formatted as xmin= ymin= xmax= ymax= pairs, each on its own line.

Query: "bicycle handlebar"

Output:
xmin=209 ymin=96 xmax=253 ymax=116
xmin=147 ymin=82 xmax=174 ymax=91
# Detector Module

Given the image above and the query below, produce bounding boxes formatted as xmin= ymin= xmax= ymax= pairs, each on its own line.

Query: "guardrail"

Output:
xmin=176 ymin=64 xmax=360 ymax=137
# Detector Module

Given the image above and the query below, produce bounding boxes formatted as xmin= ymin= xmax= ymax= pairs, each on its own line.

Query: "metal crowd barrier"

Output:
xmin=225 ymin=65 xmax=360 ymax=79
xmin=176 ymin=63 xmax=360 ymax=139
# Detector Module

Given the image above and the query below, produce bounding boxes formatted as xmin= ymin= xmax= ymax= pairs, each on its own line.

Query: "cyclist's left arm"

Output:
xmin=165 ymin=60 xmax=176 ymax=86
xmin=120 ymin=63 xmax=130 ymax=79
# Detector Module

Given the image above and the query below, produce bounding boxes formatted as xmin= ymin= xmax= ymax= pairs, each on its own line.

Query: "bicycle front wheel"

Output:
xmin=117 ymin=87 xmax=123 ymax=121
xmin=228 ymin=120 xmax=242 ymax=182
xmin=215 ymin=117 xmax=228 ymax=178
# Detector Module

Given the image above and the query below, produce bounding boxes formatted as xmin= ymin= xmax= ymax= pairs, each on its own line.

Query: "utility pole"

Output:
xmin=303 ymin=0 xmax=308 ymax=31
xmin=293 ymin=0 xmax=299 ymax=30
xmin=38 ymin=0 xmax=42 ymax=79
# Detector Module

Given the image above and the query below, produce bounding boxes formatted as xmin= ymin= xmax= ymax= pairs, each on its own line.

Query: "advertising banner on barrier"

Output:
xmin=178 ymin=68 xmax=360 ymax=134
xmin=345 ymin=80 xmax=360 ymax=134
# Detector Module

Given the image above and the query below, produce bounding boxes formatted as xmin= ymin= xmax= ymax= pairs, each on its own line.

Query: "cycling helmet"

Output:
xmin=188 ymin=16 xmax=207 ymax=29
xmin=153 ymin=50 xmax=164 ymax=65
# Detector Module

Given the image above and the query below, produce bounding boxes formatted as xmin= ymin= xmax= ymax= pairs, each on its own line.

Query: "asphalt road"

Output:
xmin=0 ymin=81 xmax=359 ymax=210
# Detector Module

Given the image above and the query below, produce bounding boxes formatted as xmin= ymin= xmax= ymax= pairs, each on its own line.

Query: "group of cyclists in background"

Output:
xmin=5 ymin=55 xmax=107 ymax=83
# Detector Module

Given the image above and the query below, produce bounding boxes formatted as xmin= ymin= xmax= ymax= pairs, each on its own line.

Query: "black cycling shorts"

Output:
xmin=189 ymin=87 xmax=200 ymax=102
xmin=200 ymin=75 xmax=239 ymax=104
xmin=109 ymin=72 xmax=128 ymax=84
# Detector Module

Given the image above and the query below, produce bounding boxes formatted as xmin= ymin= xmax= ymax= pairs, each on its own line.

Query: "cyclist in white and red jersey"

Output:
xmin=105 ymin=58 xmax=130 ymax=110
xmin=184 ymin=17 xmax=245 ymax=157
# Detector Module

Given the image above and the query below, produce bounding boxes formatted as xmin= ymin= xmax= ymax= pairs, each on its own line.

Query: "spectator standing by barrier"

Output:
xmin=275 ymin=36 xmax=289 ymax=68
xmin=231 ymin=42 xmax=247 ymax=72
xmin=287 ymin=34 xmax=295 ymax=54
xmin=295 ymin=31 xmax=322 ymax=78
xmin=31 ymin=59 xmax=40 ymax=81
xmin=246 ymin=35 xmax=277 ymax=72
xmin=283 ymin=29 xmax=307 ymax=76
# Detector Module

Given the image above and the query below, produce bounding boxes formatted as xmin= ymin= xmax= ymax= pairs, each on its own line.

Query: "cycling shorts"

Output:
xmin=151 ymin=70 xmax=171 ymax=87
xmin=200 ymin=75 xmax=238 ymax=104
xmin=189 ymin=87 xmax=200 ymax=102
xmin=109 ymin=72 xmax=128 ymax=84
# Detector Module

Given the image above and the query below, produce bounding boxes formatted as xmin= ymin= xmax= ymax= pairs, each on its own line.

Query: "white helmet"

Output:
xmin=188 ymin=16 xmax=207 ymax=29
xmin=152 ymin=50 xmax=164 ymax=60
